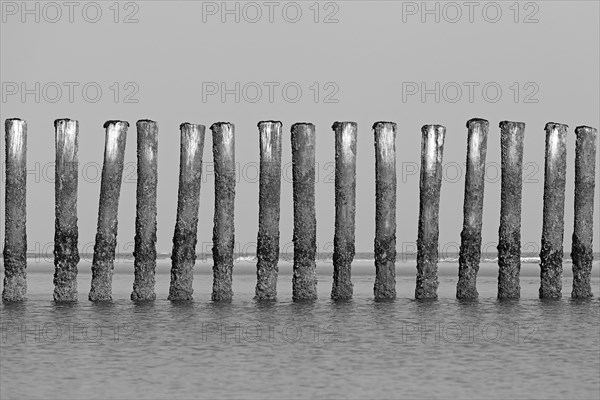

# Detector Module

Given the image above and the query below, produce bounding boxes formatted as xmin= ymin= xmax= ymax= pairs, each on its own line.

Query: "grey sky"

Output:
xmin=1 ymin=1 xmax=599 ymax=255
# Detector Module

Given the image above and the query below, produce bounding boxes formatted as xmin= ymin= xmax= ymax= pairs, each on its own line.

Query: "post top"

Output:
xmin=466 ymin=118 xmax=489 ymax=128
xmin=137 ymin=119 xmax=157 ymax=125
xmin=257 ymin=120 xmax=282 ymax=128
xmin=575 ymin=125 xmax=597 ymax=135
xmin=180 ymin=122 xmax=205 ymax=131
xmin=545 ymin=122 xmax=569 ymax=131
xmin=291 ymin=122 xmax=315 ymax=132
xmin=103 ymin=120 xmax=130 ymax=129
xmin=332 ymin=121 xmax=357 ymax=131
xmin=5 ymin=118 xmax=26 ymax=130
xmin=372 ymin=121 xmax=396 ymax=131
xmin=421 ymin=124 xmax=446 ymax=133
xmin=499 ymin=120 xmax=526 ymax=129
xmin=54 ymin=118 xmax=77 ymax=128
xmin=210 ymin=122 xmax=234 ymax=131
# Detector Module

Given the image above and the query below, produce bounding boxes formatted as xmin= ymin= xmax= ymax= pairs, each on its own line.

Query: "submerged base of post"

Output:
xmin=89 ymin=256 xmax=114 ymax=301
xmin=53 ymin=265 xmax=78 ymax=301
xmin=332 ymin=248 xmax=354 ymax=300
xmin=131 ymin=276 xmax=156 ymax=301
xmin=539 ymin=249 xmax=563 ymax=298
xmin=497 ymin=262 xmax=521 ymax=299
xmin=456 ymin=229 xmax=480 ymax=299
xmin=256 ymin=233 xmax=279 ymax=300
xmin=169 ymin=252 xmax=195 ymax=301
xmin=292 ymin=272 xmax=318 ymax=300
xmin=415 ymin=258 xmax=439 ymax=299
xmin=571 ymin=241 xmax=593 ymax=298
xmin=2 ymin=274 xmax=27 ymax=302
xmin=373 ymin=241 xmax=396 ymax=299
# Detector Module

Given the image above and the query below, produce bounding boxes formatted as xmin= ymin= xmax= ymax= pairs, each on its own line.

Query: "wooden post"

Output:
xmin=571 ymin=125 xmax=597 ymax=298
xmin=53 ymin=118 xmax=80 ymax=301
xmin=255 ymin=121 xmax=282 ymax=300
xmin=457 ymin=118 xmax=488 ymax=299
xmin=2 ymin=118 xmax=27 ymax=302
xmin=211 ymin=122 xmax=236 ymax=301
xmin=89 ymin=120 xmax=129 ymax=301
xmin=415 ymin=124 xmax=446 ymax=300
xmin=331 ymin=121 xmax=357 ymax=300
xmin=168 ymin=123 xmax=205 ymax=301
xmin=497 ymin=121 xmax=526 ymax=299
xmin=131 ymin=120 xmax=158 ymax=301
xmin=539 ymin=122 xmax=568 ymax=298
xmin=373 ymin=121 xmax=396 ymax=299
xmin=291 ymin=122 xmax=317 ymax=300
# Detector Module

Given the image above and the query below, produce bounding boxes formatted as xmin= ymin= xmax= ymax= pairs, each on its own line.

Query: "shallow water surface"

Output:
xmin=1 ymin=262 xmax=599 ymax=399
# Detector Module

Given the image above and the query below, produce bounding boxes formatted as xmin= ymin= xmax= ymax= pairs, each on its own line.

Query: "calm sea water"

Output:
xmin=1 ymin=260 xmax=599 ymax=400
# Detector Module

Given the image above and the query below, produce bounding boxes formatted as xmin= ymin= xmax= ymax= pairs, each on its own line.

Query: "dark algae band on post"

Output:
xmin=255 ymin=121 xmax=283 ymax=300
xmin=497 ymin=120 xmax=525 ymax=299
xmin=291 ymin=122 xmax=318 ymax=300
xmin=53 ymin=119 xmax=80 ymax=301
xmin=331 ymin=121 xmax=357 ymax=300
xmin=373 ymin=121 xmax=396 ymax=299
xmin=211 ymin=122 xmax=236 ymax=301
xmin=539 ymin=123 xmax=568 ymax=298
xmin=457 ymin=118 xmax=489 ymax=299
xmin=169 ymin=123 xmax=205 ymax=301
xmin=2 ymin=118 xmax=27 ymax=302
xmin=132 ymin=120 xmax=158 ymax=301
xmin=416 ymin=124 xmax=446 ymax=300
xmin=89 ymin=120 xmax=129 ymax=301
xmin=571 ymin=126 xmax=597 ymax=298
